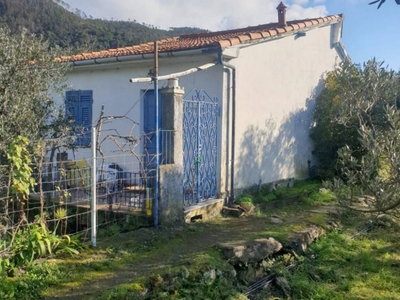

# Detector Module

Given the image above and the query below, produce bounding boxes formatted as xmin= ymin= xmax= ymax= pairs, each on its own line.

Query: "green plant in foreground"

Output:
xmin=0 ymin=261 xmax=63 ymax=300
xmin=1 ymin=217 xmax=85 ymax=276
xmin=6 ymin=136 xmax=36 ymax=224
xmin=0 ymin=219 xmax=86 ymax=299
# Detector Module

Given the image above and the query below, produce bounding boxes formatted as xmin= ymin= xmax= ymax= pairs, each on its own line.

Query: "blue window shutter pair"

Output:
xmin=66 ymin=90 xmax=93 ymax=147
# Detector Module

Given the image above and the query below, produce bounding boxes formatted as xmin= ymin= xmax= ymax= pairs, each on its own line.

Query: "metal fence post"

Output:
xmin=91 ymin=127 xmax=97 ymax=247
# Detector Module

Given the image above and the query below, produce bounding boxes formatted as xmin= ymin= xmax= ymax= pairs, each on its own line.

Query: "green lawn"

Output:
xmin=1 ymin=181 xmax=400 ymax=299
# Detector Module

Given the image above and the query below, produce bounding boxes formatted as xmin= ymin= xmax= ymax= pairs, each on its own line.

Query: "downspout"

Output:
xmin=223 ymin=67 xmax=231 ymax=200
xmin=219 ymin=52 xmax=236 ymax=204
xmin=153 ymin=41 xmax=159 ymax=227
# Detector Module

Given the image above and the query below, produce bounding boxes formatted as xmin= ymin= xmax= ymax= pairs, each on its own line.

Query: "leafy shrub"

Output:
xmin=235 ymin=180 xmax=335 ymax=206
xmin=306 ymin=189 xmax=336 ymax=204
xmin=0 ymin=261 xmax=63 ymax=299
xmin=235 ymin=194 xmax=255 ymax=205
xmin=310 ymin=60 xmax=400 ymax=179
xmin=0 ymin=218 xmax=85 ymax=276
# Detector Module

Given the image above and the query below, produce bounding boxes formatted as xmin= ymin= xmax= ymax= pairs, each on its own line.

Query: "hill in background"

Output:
xmin=0 ymin=0 xmax=206 ymax=51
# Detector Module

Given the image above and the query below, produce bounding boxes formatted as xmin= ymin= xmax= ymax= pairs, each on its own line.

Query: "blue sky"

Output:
xmin=63 ymin=0 xmax=400 ymax=71
xmin=324 ymin=0 xmax=400 ymax=70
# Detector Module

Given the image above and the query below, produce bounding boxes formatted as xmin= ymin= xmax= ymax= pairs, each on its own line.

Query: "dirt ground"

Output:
xmin=46 ymin=200 xmax=336 ymax=299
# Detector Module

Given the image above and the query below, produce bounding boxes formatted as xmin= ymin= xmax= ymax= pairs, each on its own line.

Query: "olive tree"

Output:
xmin=333 ymin=107 xmax=400 ymax=216
xmin=0 ymin=27 xmax=72 ymax=225
xmin=311 ymin=59 xmax=400 ymax=179
xmin=0 ymin=27 xmax=72 ymax=158
xmin=312 ymin=59 xmax=400 ymax=215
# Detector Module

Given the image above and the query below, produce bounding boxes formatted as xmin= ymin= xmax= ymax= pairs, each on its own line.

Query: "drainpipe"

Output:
xmin=153 ymin=41 xmax=159 ymax=227
xmin=223 ymin=67 xmax=231 ymax=200
xmin=219 ymin=53 xmax=236 ymax=205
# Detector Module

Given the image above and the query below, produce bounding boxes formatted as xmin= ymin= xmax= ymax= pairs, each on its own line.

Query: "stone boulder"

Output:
xmin=218 ymin=238 xmax=282 ymax=266
xmin=286 ymin=225 xmax=326 ymax=255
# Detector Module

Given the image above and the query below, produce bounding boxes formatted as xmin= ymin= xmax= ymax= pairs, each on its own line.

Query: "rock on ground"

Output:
xmin=218 ymin=238 xmax=282 ymax=266
xmin=286 ymin=225 xmax=326 ymax=255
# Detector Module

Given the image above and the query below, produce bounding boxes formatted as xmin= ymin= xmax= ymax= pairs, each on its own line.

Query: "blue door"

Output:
xmin=143 ymin=90 xmax=162 ymax=186
xmin=183 ymin=89 xmax=219 ymax=206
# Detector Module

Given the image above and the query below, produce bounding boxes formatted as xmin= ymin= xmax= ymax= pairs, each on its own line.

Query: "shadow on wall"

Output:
xmin=236 ymin=79 xmax=324 ymax=189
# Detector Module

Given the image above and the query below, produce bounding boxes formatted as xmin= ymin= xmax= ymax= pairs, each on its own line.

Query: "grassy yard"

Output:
xmin=1 ymin=181 xmax=399 ymax=299
xmin=287 ymin=229 xmax=400 ymax=300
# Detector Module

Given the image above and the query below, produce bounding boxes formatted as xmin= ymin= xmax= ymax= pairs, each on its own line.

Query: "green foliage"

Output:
xmin=236 ymin=180 xmax=335 ymax=206
xmin=0 ymin=25 xmax=70 ymax=164
xmin=0 ymin=0 xmax=206 ymax=52
xmin=7 ymin=136 xmax=35 ymax=200
xmin=311 ymin=59 xmax=400 ymax=179
xmin=304 ymin=189 xmax=335 ymax=205
xmin=0 ymin=220 xmax=85 ymax=298
xmin=0 ymin=217 xmax=85 ymax=276
xmin=0 ymin=261 xmax=63 ymax=300
xmin=331 ymin=106 xmax=400 ymax=214
xmin=235 ymin=194 xmax=256 ymax=205
xmin=287 ymin=229 xmax=400 ymax=299
xmin=313 ymin=60 xmax=400 ymax=215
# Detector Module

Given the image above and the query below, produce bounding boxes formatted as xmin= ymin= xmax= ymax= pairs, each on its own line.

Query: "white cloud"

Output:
xmin=62 ymin=0 xmax=328 ymax=31
xmin=287 ymin=4 xmax=328 ymax=20
xmin=292 ymin=0 xmax=309 ymax=5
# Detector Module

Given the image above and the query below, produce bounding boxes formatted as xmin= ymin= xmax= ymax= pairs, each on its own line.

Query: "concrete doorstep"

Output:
xmin=184 ymin=198 xmax=225 ymax=223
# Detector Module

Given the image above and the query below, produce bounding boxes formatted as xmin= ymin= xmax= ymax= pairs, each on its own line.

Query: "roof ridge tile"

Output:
xmin=60 ymin=15 xmax=341 ymax=62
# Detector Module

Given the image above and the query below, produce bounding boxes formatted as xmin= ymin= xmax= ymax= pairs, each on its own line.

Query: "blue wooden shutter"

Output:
xmin=79 ymin=90 xmax=93 ymax=147
xmin=65 ymin=90 xmax=93 ymax=147
xmin=65 ymin=91 xmax=80 ymax=125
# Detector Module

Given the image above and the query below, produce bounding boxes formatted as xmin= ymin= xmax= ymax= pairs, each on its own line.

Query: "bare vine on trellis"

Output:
xmin=94 ymin=104 xmax=157 ymax=187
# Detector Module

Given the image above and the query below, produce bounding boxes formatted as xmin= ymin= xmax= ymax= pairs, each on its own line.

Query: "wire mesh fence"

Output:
xmin=0 ymin=121 xmax=179 ymax=249
xmin=0 ymin=153 xmax=155 ymax=246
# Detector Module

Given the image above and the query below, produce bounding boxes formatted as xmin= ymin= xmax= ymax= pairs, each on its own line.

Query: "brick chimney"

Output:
xmin=277 ymin=2 xmax=287 ymax=26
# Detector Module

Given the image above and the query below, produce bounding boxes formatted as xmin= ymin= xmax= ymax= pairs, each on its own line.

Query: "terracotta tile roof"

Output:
xmin=61 ymin=15 xmax=341 ymax=62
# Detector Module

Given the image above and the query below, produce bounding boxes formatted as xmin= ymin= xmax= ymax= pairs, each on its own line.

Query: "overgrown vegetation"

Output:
xmin=286 ymin=226 xmax=400 ymax=299
xmin=311 ymin=59 xmax=400 ymax=179
xmin=0 ymin=0 xmax=206 ymax=51
xmin=235 ymin=180 xmax=336 ymax=207
xmin=311 ymin=59 xmax=400 ymax=216
xmin=0 ymin=26 xmax=85 ymax=299
xmin=0 ymin=180 xmax=397 ymax=299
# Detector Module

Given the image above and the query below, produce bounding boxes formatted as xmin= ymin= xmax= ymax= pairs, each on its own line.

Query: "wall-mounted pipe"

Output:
xmin=153 ymin=41 xmax=160 ymax=227
xmin=223 ymin=67 xmax=231 ymax=199
xmin=219 ymin=54 xmax=236 ymax=204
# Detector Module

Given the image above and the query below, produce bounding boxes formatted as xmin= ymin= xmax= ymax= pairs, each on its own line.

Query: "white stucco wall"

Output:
xmin=228 ymin=24 xmax=342 ymax=189
xmin=54 ymin=54 xmax=223 ymax=175
xmin=55 ymin=21 xmax=344 ymax=195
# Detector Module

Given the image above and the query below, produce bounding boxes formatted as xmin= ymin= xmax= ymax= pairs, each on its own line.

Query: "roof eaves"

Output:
xmin=218 ymin=14 xmax=342 ymax=51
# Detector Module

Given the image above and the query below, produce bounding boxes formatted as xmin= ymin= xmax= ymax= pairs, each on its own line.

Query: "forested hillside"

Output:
xmin=0 ymin=0 xmax=205 ymax=50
